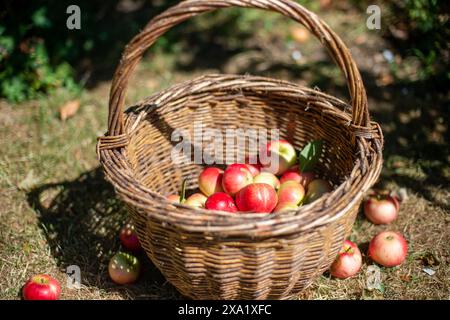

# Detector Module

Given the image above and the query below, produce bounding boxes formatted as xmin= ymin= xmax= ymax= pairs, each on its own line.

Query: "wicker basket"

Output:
xmin=97 ymin=0 xmax=383 ymax=299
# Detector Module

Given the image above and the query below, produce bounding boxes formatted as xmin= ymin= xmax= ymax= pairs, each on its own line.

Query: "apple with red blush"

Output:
xmin=368 ymin=231 xmax=408 ymax=267
xmin=280 ymin=165 xmax=315 ymax=188
xmin=22 ymin=274 xmax=61 ymax=300
xmin=184 ymin=193 xmax=208 ymax=208
xmin=329 ymin=240 xmax=362 ymax=279
xmin=222 ymin=164 xmax=253 ymax=196
xmin=260 ymin=140 xmax=297 ymax=175
xmin=198 ymin=167 xmax=224 ymax=196
xmin=108 ymin=252 xmax=141 ymax=285
xmin=253 ymin=172 xmax=280 ymax=190
xmin=364 ymin=194 xmax=399 ymax=224
xmin=205 ymin=192 xmax=237 ymax=213
xmin=119 ymin=223 xmax=141 ymax=252
xmin=274 ymin=202 xmax=298 ymax=213
xmin=277 ymin=180 xmax=305 ymax=206
xmin=235 ymin=183 xmax=278 ymax=213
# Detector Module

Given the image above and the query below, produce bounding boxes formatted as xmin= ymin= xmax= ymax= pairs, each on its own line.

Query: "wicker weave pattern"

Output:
xmin=97 ymin=0 xmax=383 ymax=300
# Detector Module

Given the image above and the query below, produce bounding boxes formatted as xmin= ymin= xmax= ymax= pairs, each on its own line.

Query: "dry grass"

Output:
xmin=0 ymin=4 xmax=448 ymax=300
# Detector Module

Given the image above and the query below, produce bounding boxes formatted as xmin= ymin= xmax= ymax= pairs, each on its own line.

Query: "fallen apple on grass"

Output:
xmin=119 ymin=223 xmax=141 ymax=252
xmin=198 ymin=167 xmax=224 ymax=196
xmin=253 ymin=172 xmax=280 ymax=190
xmin=329 ymin=240 xmax=362 ymax=279
xmin=205 ymin=192 xmax=237 ymax=213
xmin=23 ymin=274 xmax=61 ymax=300
xmin=235 ymin=183 xmax=278 ymax=213
xmin=108 ymin=252 xmax=141 ymax=285
xmin=368 ymin=231 xmax=408 ymax=267
xmin=260 ymin=140 xmax=297 ymax=175
xmin=364 ymin=194 xmax=399 ymax=224
xmin=277 ymin=180 xmax=305 ymax=206
xmin=222 ymin=164 xmax=253 ymax=196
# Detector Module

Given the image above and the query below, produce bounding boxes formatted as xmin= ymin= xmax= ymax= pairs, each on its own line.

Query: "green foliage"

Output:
xmin=298 ymin=140 xmax=324 ymax=173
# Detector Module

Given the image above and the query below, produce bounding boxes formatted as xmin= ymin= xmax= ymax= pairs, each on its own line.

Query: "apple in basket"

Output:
xmin=368 ymin=231 xmax=408 ymax=267
xmin=184 ymin=193 xmax=208 ymax=208
xmin=364 ymin=194 xmax=399 ymax=224
xmin=253 ymin=172 xmax=280 ymax=190
xmin=277 ymin=180 xmax=305 ymax=206
xmin=108 ymin=252 xmax=141 ymax=285
xmin=304 ymin=179 xmax=332 ymax=204
xmin=205 ymin=192 xmax=237 ymax=213
xmin=280 ymin=165 xmax=315 ymax=188
xmin=235 ymin=183 xmax=278 ymax=213
xmin=198 ymin=167 xmax=224 ymax=196
xmin=329 ymin=240 xmax=362 ymax=279
xmin=119 ymin=223 xmax=141 ymax=252
xmin=274 ymin=202 xmax=299 ymax=213
xmin=166 ymin=194 xmax=181 ymax=203
xmin=22 ymin=274 xmax=61 ymax=300
xmin=260 ymin=140 xmax=297 ymax=175
xmin=222 ymin=164 xmax=253 ymax=196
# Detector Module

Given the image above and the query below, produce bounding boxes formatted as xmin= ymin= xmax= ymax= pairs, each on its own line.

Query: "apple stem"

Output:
xmin=180 ymin=179 xmax=187 ymax=204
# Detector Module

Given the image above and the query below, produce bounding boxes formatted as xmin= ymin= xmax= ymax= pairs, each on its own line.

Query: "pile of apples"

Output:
xmin=329 ymin=192 xmax=408 ymax=279
xmin=166 ymin=140 xmax=332 ymax=214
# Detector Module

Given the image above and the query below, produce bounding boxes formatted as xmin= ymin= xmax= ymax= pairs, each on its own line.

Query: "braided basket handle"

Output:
xmin=107 ymin=0 xmax=370 ymax=137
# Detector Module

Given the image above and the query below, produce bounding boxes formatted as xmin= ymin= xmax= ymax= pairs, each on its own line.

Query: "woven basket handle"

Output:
xmin=107 ymin=0 xmax=370 ymax=137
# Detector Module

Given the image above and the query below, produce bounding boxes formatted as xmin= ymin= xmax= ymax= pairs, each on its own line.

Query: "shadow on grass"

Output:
xmin=27 ymin=167 xmax=181 ymax=299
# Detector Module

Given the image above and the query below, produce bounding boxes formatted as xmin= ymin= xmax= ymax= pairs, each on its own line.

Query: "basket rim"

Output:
xmin=98 ymin=74 xmax=383 ymax=237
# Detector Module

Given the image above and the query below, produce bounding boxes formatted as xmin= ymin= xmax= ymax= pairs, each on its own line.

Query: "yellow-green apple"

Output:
xmin=253 ymin=172 xmax=280 ymax=190
xmin=108 ymin=252 xmax=141 ymax=285
xmin=368 ymin=231 xmax=408 ymax=267
xmin=277 ymin=180 xmax=305 ymax=206
xmin=205 ymin=192 xmax=237 ymax=212
xmin=235 ymin=183 xmax=278 ymax=213
xmin=304 ymin=179 xmax=332 ymax=204
xmin=22 ymin=274 xmax=61 ymax=300
xmin=274 ymin=202 xmax=299 ymax=213
xmin=184 ymin=193 xmax=208 ymax=208
xmin=280 ymin=165 xmax=315 ymax=188
xmin=119 ymin=223 xmax=141 ymax=252
xmin=364 ymin=195 xmax=399 ymax=224
xmin=260 ymin=140 xmax=297 ymax=175
xmin=329 ymin=240 xmax=362 ymax=279
xmin=198 ymin=167 xmax=224 ymax=196
xmin=222 ymin=164 xmax=253 ymax=196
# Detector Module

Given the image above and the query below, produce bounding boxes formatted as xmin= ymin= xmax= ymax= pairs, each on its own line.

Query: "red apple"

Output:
xmin=166 ymin=194 xmax=180 ymax=203
xmin=222 ymin=164 xmax=253 ymax=196
xmin=274 ymin=202 xmax=299 ymax=213
xmin=253 ymin=172 xmax=280 ymax=190
xmin=245 ymin=163 xmax=261 ymax=177
xmin=205 ymin=192 xmax=237 ymax=213
xmin=198 ymin=167 xmax=224 ymax=196
xmin=304 ymin=179 xmax=332 ymax=204
xmin=23 ymin=274 xmax=61 ymax=300
xmin=280 ymin=165 xmax=315 ymax=188
xmin=108 ymin=252 xmax=141 ymax=285
xmin=184 ymin=193 xmax=208 ymax=208
xmin=119 ymin=223 xmax=141 ymax=252
xmin=329 ymin=240 xmax=362 ymax=279
xmin=235 ymin=183 xmax=278 ymax=213
xmin=368 ymin=231 xmax=408 ymax=267
xmin=364 ymin=195 xmax=399 ymax=224
xmin=277 ymin=180 xmax=305 ymax=206
xmin=260 ymin=140 xmax=297 ymax=175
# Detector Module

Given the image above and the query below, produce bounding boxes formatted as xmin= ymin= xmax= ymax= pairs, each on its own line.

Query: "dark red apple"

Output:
xmin=119 ymin=223 xmax=141 ymax=252
xmin=205 ymin=192 xmax=237 ymax=213
xmin=329 ymin=240 xmax=362 ymax=279
xmin=253 ymin=172 xmax=280 ymax=190
xmin=235 ymin=183 xmax=278 ymax=213
xmin=277 ymin=180 xmax=305 ymax=206
xmin=184 ymin=193 xmax=208 ymax=208
xmin=368 ymin=231 xmax=408 ymax=267
xmin=198 ymin=167 xmax=224 ymax=196
xmin=280 ymin=165 xmax=315 ymax=188
xmin=364 ymin=195 xmax=399 ymax=224
xmin=23 ymin=274 xmax=61 ymax=300
xmin=222 ymin=164 xmax=253 ymax=196
xmin=260 ymin=140 xmax=297 ymax=175
xmin=108 ymin=252 xmax=141 ymax=285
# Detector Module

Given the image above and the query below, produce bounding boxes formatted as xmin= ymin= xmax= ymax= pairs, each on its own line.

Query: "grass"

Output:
xmin=0 ymin=3 xmax=449 ymax=300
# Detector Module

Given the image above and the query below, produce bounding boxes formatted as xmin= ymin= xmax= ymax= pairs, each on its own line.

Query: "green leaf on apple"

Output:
xmin=298 ymin=139 xmax=323 ymax=173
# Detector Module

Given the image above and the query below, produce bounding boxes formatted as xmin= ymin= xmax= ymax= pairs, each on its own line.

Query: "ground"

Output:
xmin=0 ymin=3 xmax=448 ymax=299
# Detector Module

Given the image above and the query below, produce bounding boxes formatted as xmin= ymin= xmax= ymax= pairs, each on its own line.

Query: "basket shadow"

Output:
xmin=26 ymin=167 xmax=181 ymax=299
